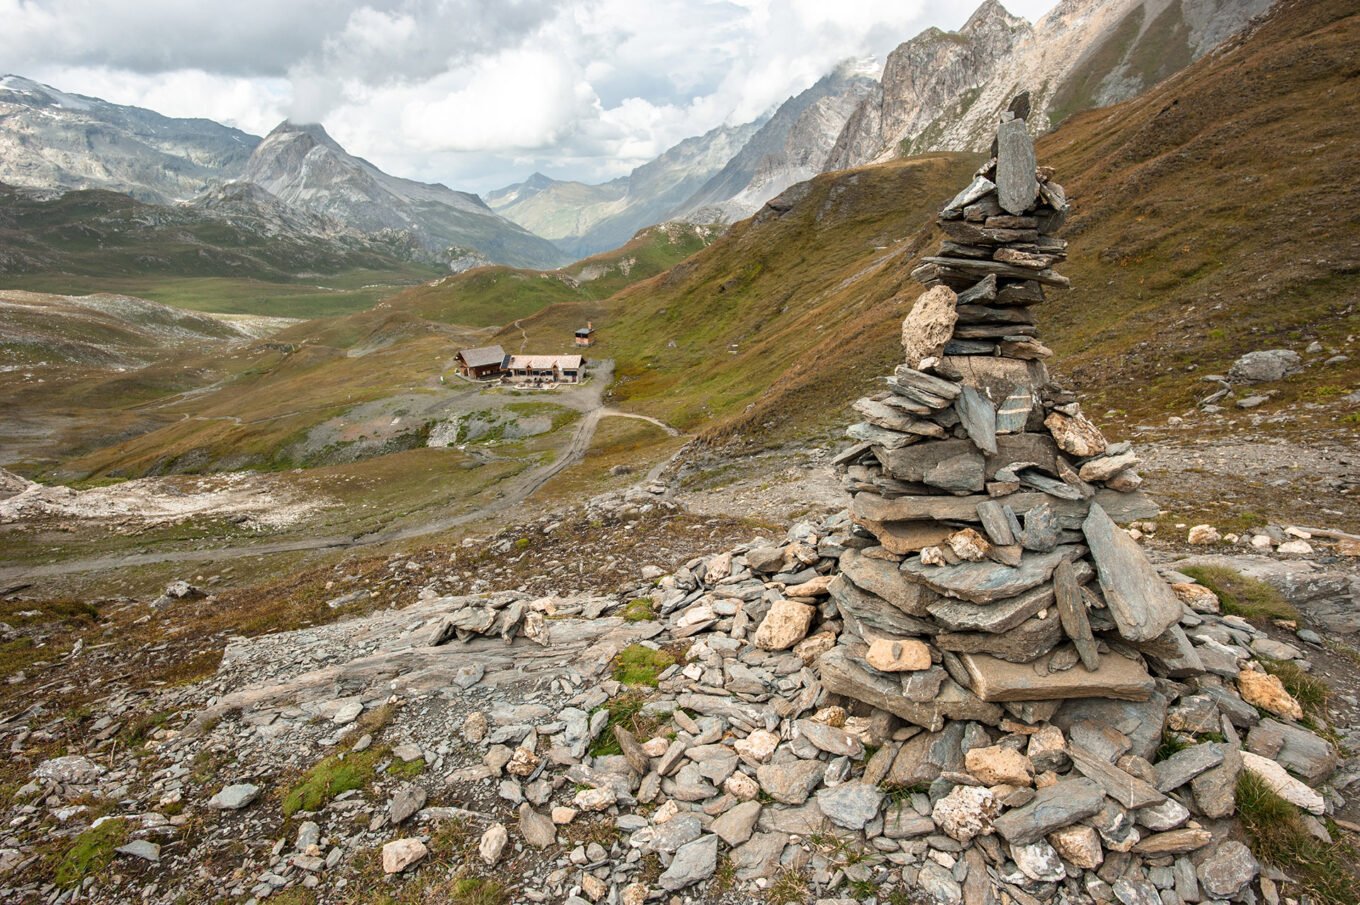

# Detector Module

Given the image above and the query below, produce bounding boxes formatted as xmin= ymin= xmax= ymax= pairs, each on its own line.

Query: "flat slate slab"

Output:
xmin=819 ymin=647 xmax=1001 ymax=732
xmin=839 ymin=548 xmax=938 ymax=616
xmin=901 ymin=545 xmax=1083 ymax=604
xmin=854 ymin=489 xmax=1159 ymax=531
xmin=1083 ymin=503 xmax=1183 ymax=642
xmin=956 ymin=650 xmax=1156 ymax=703
xmin=829 ymin=575 xmax=937 ymax=638
xmin=993 ymin=777 xmax=1105 ymax=845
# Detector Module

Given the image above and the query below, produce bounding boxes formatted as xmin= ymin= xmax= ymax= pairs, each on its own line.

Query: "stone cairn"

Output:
xmin=679 ymin=110 xmax=1335 ymax=900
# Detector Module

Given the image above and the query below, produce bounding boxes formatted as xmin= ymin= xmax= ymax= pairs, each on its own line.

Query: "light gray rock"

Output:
xmin=519 ymin=803 xmax=556 ymax=849
xmin=388 ymin=785 xmax=426 ymax=825
xmin=815 ymin=782 xmax=883 ymax=830
xmin=955 ymin=385 xmax=998 ymax=455
xmin=658 ymin=834 xmax=719 ymax=891
xmin=1011 ymin=840 xmax=1065 ymax=882
xmin=33 ymin=755 xmax=106 ymax=786
xmin=1228 ymin=349 xmax=1301 ymax=384
xmin=917 ymin=860 xmax=964 ymax=904
xmin=1053 ymin=692 xmax=1168 ymax=762
xmin=995 ymin=118 xmax=1038 ymax=215
xmin=209 ymin=783 xmax=260 ymax=810
xmin=1197 ymin=840 xmax=1259 ymax=899
xmin=1245 ymin=719 xmax=1338 ymax=784
xmin=730 ymin=831 xmax=789 ymax=882
xmin=756 ymin=760 xmax=825 ymax=805
xmin=115 ymin=840 xmax=160 ymax=862
xmin=710 ymin=800 xmax=762 ymax=846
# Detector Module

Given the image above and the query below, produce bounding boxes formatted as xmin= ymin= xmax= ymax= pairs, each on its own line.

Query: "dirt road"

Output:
xmin=0 ymin=361 xmax=687 ymax=581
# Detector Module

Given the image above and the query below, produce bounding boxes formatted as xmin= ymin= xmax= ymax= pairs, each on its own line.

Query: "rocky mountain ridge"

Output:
xmin=827 ymin=0 xmax=1276 ymax=168
xmin=0 ymin=75 xmax=257 ymax=204
xmin=238 ymin=121 xmax=565 ymax=270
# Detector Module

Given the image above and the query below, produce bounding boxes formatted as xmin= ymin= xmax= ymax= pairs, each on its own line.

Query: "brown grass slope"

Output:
xmin=1044 ymin=0 xmax=1360 ymax=427
xmin=510 ymin=0 xmax=1359 ymax=450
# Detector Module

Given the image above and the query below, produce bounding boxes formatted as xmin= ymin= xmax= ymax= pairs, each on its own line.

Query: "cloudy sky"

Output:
xmin=1 ymin=0 xmax=1059 ymax=193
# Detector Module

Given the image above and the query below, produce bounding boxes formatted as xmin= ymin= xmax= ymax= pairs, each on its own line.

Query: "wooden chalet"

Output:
xmin=574 ymin=322 xmax=596 ymax=347
xmin=455 ymin=345 xmax=508 ymax=380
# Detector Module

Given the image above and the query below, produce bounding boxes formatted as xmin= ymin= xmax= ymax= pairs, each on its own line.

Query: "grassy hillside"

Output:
xmin=507 ymin=0 xmax=1359 ymax=449
xmin=385 ymin=222 xmax=717 ymax=329
xmin=0 ymin=184 xmax=441 ymax=317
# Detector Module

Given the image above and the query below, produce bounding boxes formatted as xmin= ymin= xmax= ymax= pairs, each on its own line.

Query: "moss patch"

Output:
xmin=54 ymin=818 xmax=129 ymax=888
xmin=622 ymin=598 xmax=657 ymax=622
xmin=611 ymin=644 xmax=676 ymax=687
xmin=282 ymin=746 xmax=385 ymax=818
xmin=1179 ymin=566 xmax=1299 ymax=621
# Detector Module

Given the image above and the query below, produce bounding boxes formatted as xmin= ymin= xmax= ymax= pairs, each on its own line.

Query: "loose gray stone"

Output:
xmin=815 ymin=782 xmax=884 ymax=830
xmin=1245 ymin=719 xmax=1338 ymax=784
xmin=710 ymin=800 xmax=762 ymax=846
xmin=1197 ymin=840 xmax=1258 ymax=899
xmin=1228 ymin=349 xmax=1301 ymax=383
xmin=519 ymin=803 xmax=556 ymax=849
xmin=1154 ymin=743 xmax=1225 ymax=792
xmin=658 ymin=834 xmax=719 ymax=891
xmin=209 ymin=783 xmax=260 ymax=810
xmin=388 ymin=785 xmax=427 ymax=825
xmin=756 ymin=760 xmax=825 ymax=805
xmin=992 ymin=777 xmax=1105 ymax=844
xmin=956 ymin=386 xmax=998 ymax=455
xmin=901 ymin=545 xmax=1081 ymax=604
xmin=116 ymin=840 xmax=160 ymax=862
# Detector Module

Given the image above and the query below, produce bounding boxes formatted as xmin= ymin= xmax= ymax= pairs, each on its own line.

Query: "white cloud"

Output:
xmin=0 ymin=0 xmax=1062 ymax=192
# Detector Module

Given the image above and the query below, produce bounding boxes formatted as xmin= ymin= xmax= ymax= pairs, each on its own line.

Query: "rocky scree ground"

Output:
xmin=2 ymin=496 xmax=1357 ymax=905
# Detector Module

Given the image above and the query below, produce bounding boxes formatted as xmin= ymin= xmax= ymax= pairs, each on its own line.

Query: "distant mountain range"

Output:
xmin=0 ymin=0 xmax=1273 ymax=269
xmin=491 ymin=0 xmax=1273 ymax=255
xmin=0 ymin=76 xmax=563 ymax=271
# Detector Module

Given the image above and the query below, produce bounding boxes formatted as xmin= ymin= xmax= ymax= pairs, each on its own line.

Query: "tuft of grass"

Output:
xmin=53 ymin=818 xmax=128 ymax=888
xmin=282 ymin=746 xmax=385 ymax=817
xmin=611 ymin=644 xmax=675 ymax=687
xmin=1259 ymin=658 xmax=1329 ymax=722
xmin=766 ymin=867 xmax=811 ymax=905
xmin=450 ymin=876 xmax=510 ymax=905
xmin=1236 ymin=771 xmax=1359 ymax=905
xmin=1179 ymin=565 xmax=1299 ymax=621
xmin=622 ymin=598 xmax=657 ymax=622
xmin=587 ymin=691 xmax=667 ymax=757
xmin=1154 ymin=731 xmax=1192 ymax=763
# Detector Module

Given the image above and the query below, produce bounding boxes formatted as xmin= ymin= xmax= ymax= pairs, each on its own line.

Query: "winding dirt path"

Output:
xmin=0 ymin=361 xmax=688 ymax=581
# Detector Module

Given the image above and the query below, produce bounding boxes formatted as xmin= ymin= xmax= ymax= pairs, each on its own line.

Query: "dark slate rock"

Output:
xmin=1083 ymin=503 xmax=1183 ymax=642
xmin=976 ymin=500 xmax=1015 ymax=546
xmin=956 ymin=386 xmax=998 ymax=455
xmin=1153 ymin=743 xmax=1225 ymax=793
xmin=996 ymin=117 xmax=1039 ymax=215
xmin=829 ymin=574 xmax=937 ymax=638
xmin=1053 ymin=558 xmax=1099 ymax=671
xmin=901 ymin=545 xmax=1083 ymax=604
xmin=992 ymin=777 xmax=1106 ymax=844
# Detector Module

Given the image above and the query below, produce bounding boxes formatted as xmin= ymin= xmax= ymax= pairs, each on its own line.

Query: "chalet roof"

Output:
xmin=457 ymin=345 xmax=507 ymax=369
xmin=506 ymin=354 xmax=583 ymax=371
xmin=575 ymin=326 xmax=595 ymax=336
